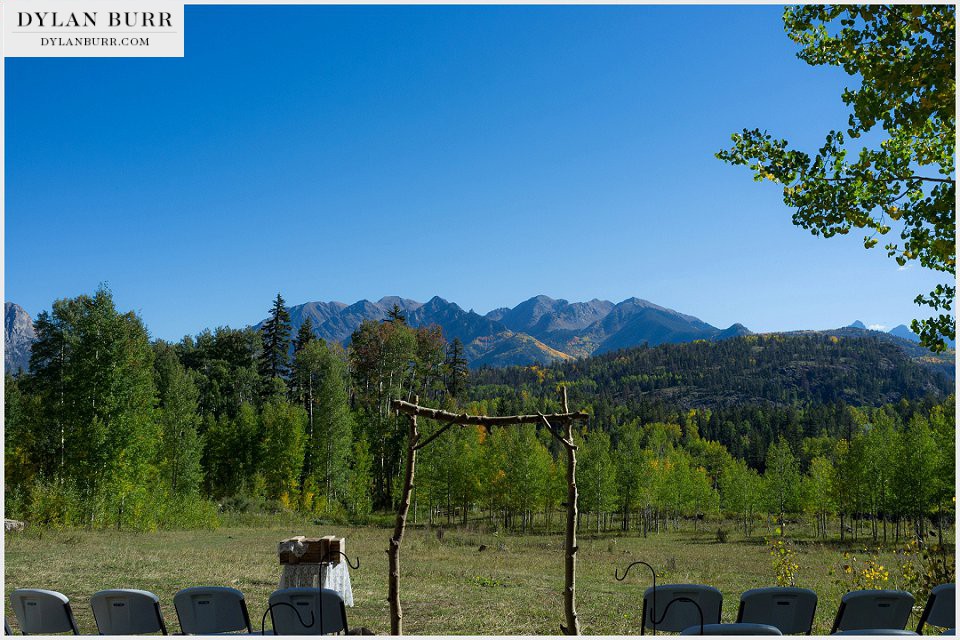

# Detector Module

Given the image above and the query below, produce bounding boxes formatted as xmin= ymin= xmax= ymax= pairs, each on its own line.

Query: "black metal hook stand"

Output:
xmin=616 ymin=560 xmax=658 ymax=634
xmin=615 ymin=560 xmax=703 ymax=635
xmin=337 ymin=552 xmax=361 ymax=570
xmin=261 ymin=601 xmax=316 ymax=636
xmin=655 ymin=597 xmax=704 ymax=636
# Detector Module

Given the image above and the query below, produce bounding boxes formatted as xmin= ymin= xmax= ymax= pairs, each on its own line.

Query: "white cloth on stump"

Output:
xmin=278 ymin=562 xmax=354 ymax=607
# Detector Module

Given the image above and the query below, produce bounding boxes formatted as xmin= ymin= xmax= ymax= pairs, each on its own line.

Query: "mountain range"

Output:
xmin=268 ymin=295 xmax=753 ymax=367
xmin=4 ymin=295 xmax=951 ymax=372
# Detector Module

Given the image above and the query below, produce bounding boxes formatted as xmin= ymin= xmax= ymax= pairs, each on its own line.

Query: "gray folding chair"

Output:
xmin=737 ymin=586 xmax=818 ymax=634
xmin=268 ymin=588 xmax=348 ymax=635
xmin=174 ymin=586 xmax=252 ymax=634
xmin=830 ymin=590 xmax=914 ymax=634
xmin=831 ymin=630 xmax=917 ymax=635
xmin=917 ymin=584 xmax=955 ymax=635
xmin=9 ymin=589 xmax=80 ymax=635
xmin=90 ymin=589 xmax=168 ymax=635
xmin=682 ymin=622 xmax=782 ymax=635
xmin=641 ymin=584 xmax=722 ymax=634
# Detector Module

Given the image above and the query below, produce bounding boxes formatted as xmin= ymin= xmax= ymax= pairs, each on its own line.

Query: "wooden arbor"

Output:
xmin=388 ymin=388 xmax=588 ymax=635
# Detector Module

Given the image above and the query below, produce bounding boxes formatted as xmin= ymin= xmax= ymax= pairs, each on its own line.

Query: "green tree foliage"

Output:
xmin=577 ymin=429 xmax=618 ymax=532
xmin=717 ymin=6 xmax=956 ymax=350
xmin=294 ymin=340 xmax=353 ymax=510
xmin=803 ymin=456 xmax=835 ymax=539
xmin=763 ymin=437 xmax=802 ymax=536
xmin=345 ymin=435 xmax=374 ymax=519
xmin=259 ymin=401 xmax=306 ymax=503
xmin=488 ymin=424 xmax=552 ymax=532
xmin=895 ymin=412 xmax=939 ymax=541
xmin=203 ymin=404 xmax=260 ymax=498
xmin=258 ymin=293 xmax=293 ymax=395
xmin=154 ymin=342 xmax=203 ymax=496
xmin=349 ymin=318 xmax=446 ymax=508
xmin=719 ymin=458 xmax=762 ymax=536
xmin=178 ymin=326 xmax=261 ymax=418
xmin=27 ymin=286 xmax=157 ymax=510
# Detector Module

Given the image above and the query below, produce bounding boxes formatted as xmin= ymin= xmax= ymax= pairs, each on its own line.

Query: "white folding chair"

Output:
xmin=738 ymin=586 xmax=818 ymax=634
xmin=268 ymin=588 xmax=348 ymax=635
xmin=90 ymin=589 xmax=168 ymax=635
xmin=9 ymin=589 xmax=80 ymax=635
xmin=641 ymin=584 xmax=722 ymax=634
xmin=174 ymin=586 xmax=251 ymax=634
xmin=830 ymin=590 xmax=914 ymax=634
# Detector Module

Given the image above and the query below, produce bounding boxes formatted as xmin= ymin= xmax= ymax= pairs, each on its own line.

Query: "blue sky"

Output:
xmin=5 ymin=5 xmax=946 ymax=341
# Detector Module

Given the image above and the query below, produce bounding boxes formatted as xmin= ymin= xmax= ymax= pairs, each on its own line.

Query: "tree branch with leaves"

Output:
xmin=717 ymin=5 xmax=955 ymax=351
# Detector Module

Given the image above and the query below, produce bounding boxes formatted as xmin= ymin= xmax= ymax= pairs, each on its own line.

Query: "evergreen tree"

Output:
xmin=386 ymin=303 xmax=406 ymax=324
xmin=444 ymin=338 xmax=469 ymax=398
xmin=293 ymin=317 xmax=315 ymax=354
xmin=258 ymin=293 xmax=293 ymax=396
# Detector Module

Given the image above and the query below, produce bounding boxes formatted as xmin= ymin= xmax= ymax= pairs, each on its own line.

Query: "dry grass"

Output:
xmin=3 ymin=519 xmax=946 ymax=635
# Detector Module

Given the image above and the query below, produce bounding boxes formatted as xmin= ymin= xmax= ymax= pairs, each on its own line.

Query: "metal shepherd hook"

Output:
xmin=615 ymin=560 xmax=704 ymax=635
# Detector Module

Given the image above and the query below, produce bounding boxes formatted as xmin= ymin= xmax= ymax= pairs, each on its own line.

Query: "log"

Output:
xmin=387 ymin=404 xmax=419 ymax=635
xmin=392 ymin=399 xmax=587 ymax=426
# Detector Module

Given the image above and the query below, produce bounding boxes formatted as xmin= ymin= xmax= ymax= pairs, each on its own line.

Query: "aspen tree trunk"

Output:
xmin=561 ymin=387 xmax=580 ymax=635
xmin=388 ymin=405 xmax=419 ymax=635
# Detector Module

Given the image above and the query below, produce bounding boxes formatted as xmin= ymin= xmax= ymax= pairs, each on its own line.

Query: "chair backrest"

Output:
xmin=681 ymin=622 xmax=782 ymax=635
xmin=9 ymin=589 xmax=79 ymax=635
xmin=268 ymin=588 xmax=348 ymax=635
xmin=917 ymin=584 xmax=956 ymax=634
xmin=831 ymin=590 xmax=914 ymax=633
xmin=641 ymin=584 xmax=722 ymax=634
xmin=737 ymin=586 xmax=818 ymax=634
xmin=90 ymin=589 xmax=167 ymax=635
xmin=831 ymin=630 xmax=919 ymax=636
xmin=174 ymin=587 xmax=251 ymax=634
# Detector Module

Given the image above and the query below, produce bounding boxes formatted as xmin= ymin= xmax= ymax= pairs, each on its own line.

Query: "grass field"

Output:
xmin=4 ymin=517 xmax=952 ymax=635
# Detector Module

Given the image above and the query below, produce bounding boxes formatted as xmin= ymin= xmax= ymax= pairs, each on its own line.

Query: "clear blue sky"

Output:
xmin=5 ymin=5 xmax=946 ymax=341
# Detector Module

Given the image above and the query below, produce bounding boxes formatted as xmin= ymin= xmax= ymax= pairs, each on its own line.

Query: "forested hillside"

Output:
xmin=4 ymin=288 xmax=955 ymax=545
xmin=472 ymin=333 xmax=952 ymax=408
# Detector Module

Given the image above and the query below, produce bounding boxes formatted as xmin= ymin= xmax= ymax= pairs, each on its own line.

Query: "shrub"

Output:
xmin=769 ymin=538 xmax=800 ymax=586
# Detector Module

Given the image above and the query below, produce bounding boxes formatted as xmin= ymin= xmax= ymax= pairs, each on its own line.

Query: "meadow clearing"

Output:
xmin=5 ymin=515 xmax=951 ymax=635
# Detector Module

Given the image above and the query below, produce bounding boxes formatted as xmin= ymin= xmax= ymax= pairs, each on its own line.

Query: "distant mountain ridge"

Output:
xmin=6 ymin=297 xmax=954 ymax=372
xmin=261 ymin=294 xmax=755 ymax=367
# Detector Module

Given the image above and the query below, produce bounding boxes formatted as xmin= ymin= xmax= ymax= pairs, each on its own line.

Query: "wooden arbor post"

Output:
xmin=388 ymin=389 xmax=588 ymax=635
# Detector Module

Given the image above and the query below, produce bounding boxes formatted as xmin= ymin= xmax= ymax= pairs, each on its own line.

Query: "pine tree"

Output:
xmin=386 ymin=303 xmax=406 ymax=324
xmin=258 ymin=293 xmax=292 ymax=397
xmin=444 ymin=338 xmax=469 ymax=398
xmin=293 ymin=317 xmax=315 ymax=354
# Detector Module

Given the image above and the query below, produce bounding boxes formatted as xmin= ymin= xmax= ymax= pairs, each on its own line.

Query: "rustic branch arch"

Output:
xmin=387 ymin=388 xmax=588 ymax=635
